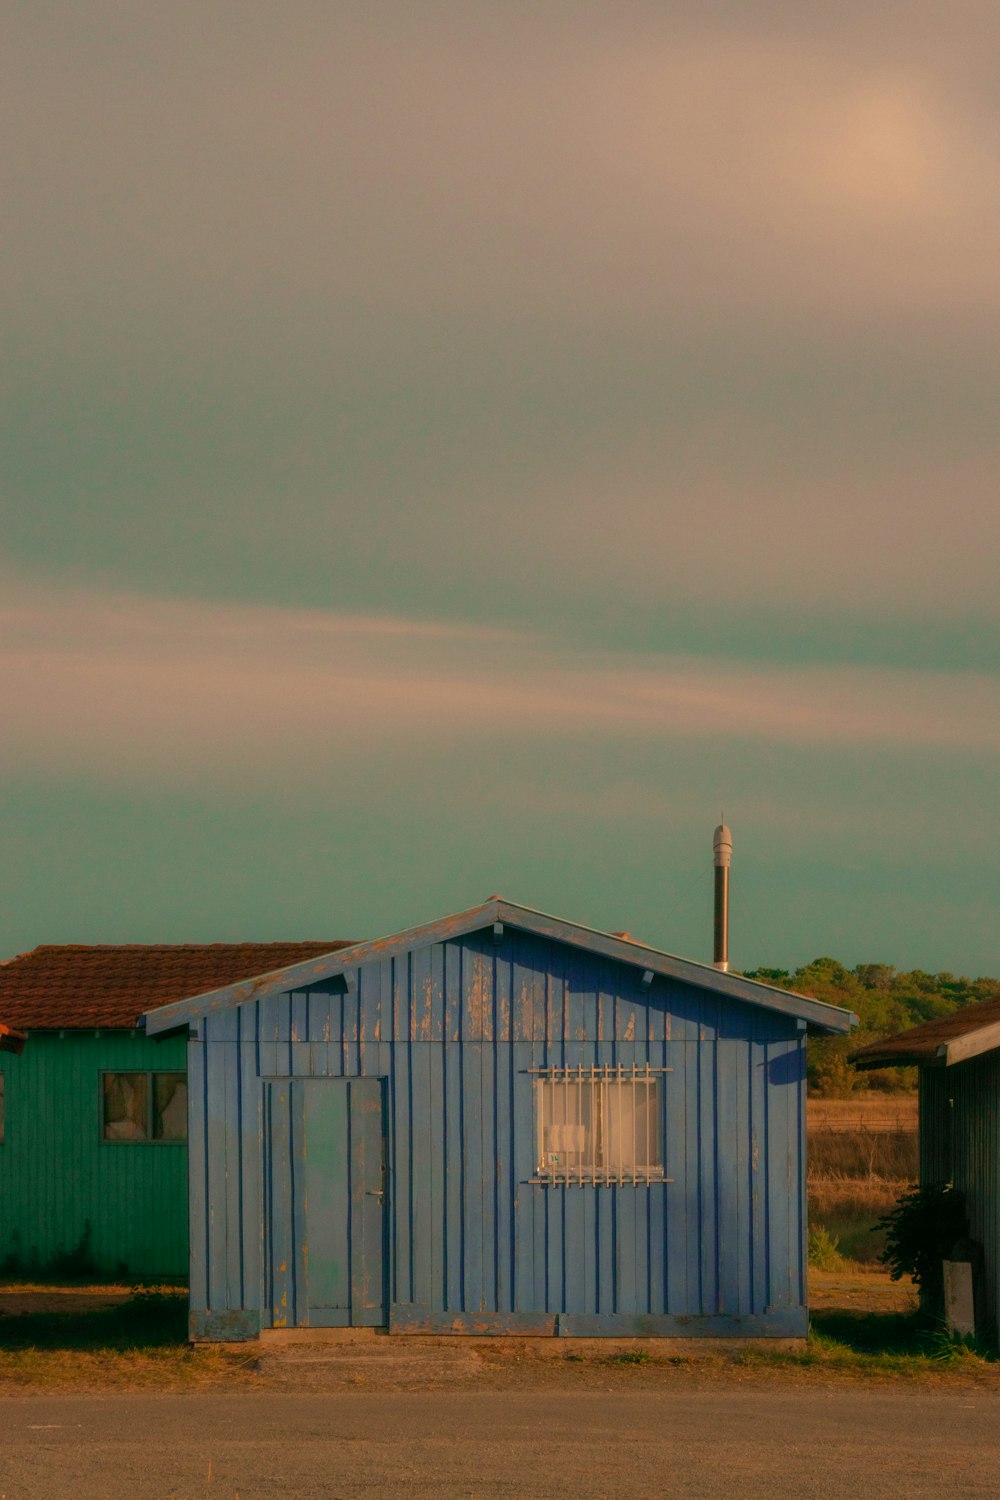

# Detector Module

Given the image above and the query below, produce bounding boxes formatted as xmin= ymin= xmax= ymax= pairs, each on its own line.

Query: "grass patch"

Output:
xmin=0 ymin=1289 xmax=262 ymax=1391
xmin=0 ymin=1289 xmax=187 ymax=1352
xmin=0 ymin=1344 xmax=260 ymax=1391
xmin=807 ymin=1120 xmax=918 ymax=1269
xmin=808 ymin=1178 xmax=908 ymax=1265
xmin=606 ymin=1349 xmax=653 ymax=1366
xmin=739 ymin=1308 xmax=997 ymax=1380
xmin=807 ymin=1225 xmax=847 ymax=1271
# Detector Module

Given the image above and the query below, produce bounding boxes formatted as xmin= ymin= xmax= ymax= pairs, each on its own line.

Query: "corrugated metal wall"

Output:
xmin=189 ymin=929 xmax=806 ymax=1334
xmin=0 ymin=1032 xmax=188 ymax=1277
xmin=920 ymin=1054 xmax=1000 ymax=1334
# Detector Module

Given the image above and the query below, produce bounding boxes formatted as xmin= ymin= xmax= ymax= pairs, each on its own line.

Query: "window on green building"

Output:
xmin=102 ymin=1072 xmax=187 ymax=1142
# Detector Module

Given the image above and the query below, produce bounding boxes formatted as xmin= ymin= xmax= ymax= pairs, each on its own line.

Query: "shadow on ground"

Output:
xmin=809 ymin=1307 xmax=996 ymax=1364
xmin=0 ymin=1292 xmax=187 ymax=1352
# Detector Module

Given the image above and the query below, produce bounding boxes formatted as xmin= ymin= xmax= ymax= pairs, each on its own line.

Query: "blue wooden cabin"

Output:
xmin=144 ymin=900 xmax=854 ymax=1341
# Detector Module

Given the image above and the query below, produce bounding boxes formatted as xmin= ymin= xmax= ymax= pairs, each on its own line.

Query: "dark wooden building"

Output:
xmin=853 ymin=997 xmax=1000 ymax=1335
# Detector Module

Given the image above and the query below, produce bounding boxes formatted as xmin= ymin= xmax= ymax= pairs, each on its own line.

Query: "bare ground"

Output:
xmin=5 ymin=1388 xmax=1000 ymax=1499
xmin=0 ymin=1284 xmax=133 ymax=1317
xmin=0 ymin=1268 xmax=910 ymax=1322
xmin=807 ymin=1266 xmax=917 ymax=1313
xmin=3 ymin=1267 xmax=995 ymax=1395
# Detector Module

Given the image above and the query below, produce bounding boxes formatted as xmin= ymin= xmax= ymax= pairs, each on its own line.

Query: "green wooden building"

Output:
xmin=0 ymin=942 xmax=351 ymax=1278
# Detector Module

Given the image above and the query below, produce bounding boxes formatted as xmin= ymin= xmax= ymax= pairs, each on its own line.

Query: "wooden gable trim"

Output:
xmin=939 ymin=1020 xmax=1000 ymax=1068
xmin=143 ymin=897 xmax=855 ymax=1037
xmin=143 ymin=902 xmax=499 ymax=1033
xmin=494 ymin=903 xmax=854 ymax=1034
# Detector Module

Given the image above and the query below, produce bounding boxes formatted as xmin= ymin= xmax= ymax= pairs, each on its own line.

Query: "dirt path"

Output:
xmin=4 ymin=1388 xmax=1000 ymax=1498
xmin=0 ymin=1285 xmax=132 ymax=1317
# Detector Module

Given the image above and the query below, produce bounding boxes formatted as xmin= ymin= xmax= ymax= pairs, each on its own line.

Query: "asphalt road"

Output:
xmin=2 ymin=1388 xmax=998 ymax=1499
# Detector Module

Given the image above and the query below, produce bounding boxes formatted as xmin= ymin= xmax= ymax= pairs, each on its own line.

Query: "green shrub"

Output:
xmin=877 ymin=1183 xmax=968 ymax=1314
xmin=808 ymin=1224 xmax=845 ymax=1270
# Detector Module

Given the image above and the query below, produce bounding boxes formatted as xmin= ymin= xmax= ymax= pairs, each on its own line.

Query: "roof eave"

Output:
xmin=0 ymin=1024 xmax=27 ymax=1055
xmin=852 ymin=1017 xmax=1000 ymax=1072
xmin=938 ymin=1020 xmax=1000 ymax=1068
xmin=143 ymin=902 xmax=500 ymax=1035
xmin=851 ymin=1050 xmax=930 ymax=1071
xmin=491 ymin=903 xmax=855 ymax=1034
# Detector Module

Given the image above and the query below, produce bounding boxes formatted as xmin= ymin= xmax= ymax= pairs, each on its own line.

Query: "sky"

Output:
xmin=2 ymin=3 xmax=998 ymax=975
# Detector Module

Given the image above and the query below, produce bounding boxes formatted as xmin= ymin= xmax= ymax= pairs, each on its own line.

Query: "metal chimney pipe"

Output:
xmin=713 ymin=824 xmax=732 ymax=971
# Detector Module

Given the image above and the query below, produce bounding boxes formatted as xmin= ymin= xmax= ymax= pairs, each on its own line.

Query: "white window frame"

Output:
xmin=532 ymin=1063 xmax=669 ymax=1185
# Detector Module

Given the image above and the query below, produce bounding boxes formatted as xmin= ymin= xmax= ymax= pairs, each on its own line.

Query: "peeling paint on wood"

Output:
xmin=174 ymin=924 xmax=818 ymax=1342
xmin=189 ymin=1307 xmax=261 ymax=1341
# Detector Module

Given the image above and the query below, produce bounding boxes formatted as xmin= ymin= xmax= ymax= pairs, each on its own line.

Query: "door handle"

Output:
xmin=366 ymin=1189 xmax=384 ymax=1200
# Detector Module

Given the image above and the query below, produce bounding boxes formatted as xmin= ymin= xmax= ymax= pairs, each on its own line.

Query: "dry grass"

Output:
xmin=808 ymin=1175 xmax=908 ymax=1261
xmin=0 ymin=1345 xmax=262 ymax=1391
xmin=809 ymin=1129 xmax=917 ymax=1181
xmin=808 ymin=1095 xmax=917 ymax=1133
xmin=0 ymin=1288 xmax=262 ymax=1391
xmin=807 ymin=1097 xmax=918 ymax=1266
xmin=1 ymin=1279 xmax=995 ymax=1391
xmin=809 ymin=1177 xmax=908 ymax=1212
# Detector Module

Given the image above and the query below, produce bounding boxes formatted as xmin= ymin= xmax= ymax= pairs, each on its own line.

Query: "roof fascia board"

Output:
xmin=143 ymin=899 xmax=854 ymax=1036
xmin=0 ymin=1023 xmax=27 ymax=1055
xmin=852 ymin=1021 xmax=1000 ymax=1071
xmin=145 ymin=897 xmax=854 ymax=1037
xmin=940 ymin=1021 xmax=1000 ymax=1067
xmin=852 ymin=1051 xmax=929 ymax=1070
xmin=495 ymin=903 xmax=854 ymax=1034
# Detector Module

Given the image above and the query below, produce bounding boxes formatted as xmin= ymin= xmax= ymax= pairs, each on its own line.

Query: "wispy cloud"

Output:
xmin=2 ymin=577 xmax=996 ymax=788
xmin=4 ymin=7 xmax=1000 ymax=642
xmin=6 ymin=8 xmax=1000 ymax=329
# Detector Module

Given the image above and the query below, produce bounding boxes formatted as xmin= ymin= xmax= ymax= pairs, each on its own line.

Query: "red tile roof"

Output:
xmin=0 ymin=943 xmax=357 ymax=1031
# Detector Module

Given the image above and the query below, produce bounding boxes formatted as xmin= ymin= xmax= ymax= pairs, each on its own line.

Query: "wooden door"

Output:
xmin=265 ymin=1077 xmax=387 ymax=1327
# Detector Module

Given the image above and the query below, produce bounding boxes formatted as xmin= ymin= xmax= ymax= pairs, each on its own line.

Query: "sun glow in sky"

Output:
xmin=2 ymin=3 xmax=998 ymax=974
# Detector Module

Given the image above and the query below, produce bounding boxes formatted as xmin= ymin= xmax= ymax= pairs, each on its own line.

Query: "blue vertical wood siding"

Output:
xmin=187 ymin=929 xmax=806 ymax=1338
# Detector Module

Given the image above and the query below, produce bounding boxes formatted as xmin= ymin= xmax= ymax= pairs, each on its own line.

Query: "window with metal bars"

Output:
xmin=533 ymin=1066 xmax=665 ymax=1184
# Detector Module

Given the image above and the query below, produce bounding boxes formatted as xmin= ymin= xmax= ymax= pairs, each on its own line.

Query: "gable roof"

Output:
xmin=851 ymin=994 xmax=1000 ymax=1070
xmin=144 ymin=898 xmax=856 ymax=1036
xmin=0 ymin=1022 xmax=27 ymax=1055
xmin=0 ymin=942 xmax=357 ymax=1031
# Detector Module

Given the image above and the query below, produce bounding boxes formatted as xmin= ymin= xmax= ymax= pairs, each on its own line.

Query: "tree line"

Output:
xmin=741 ymin=958 xmax=1000 ymax=1096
